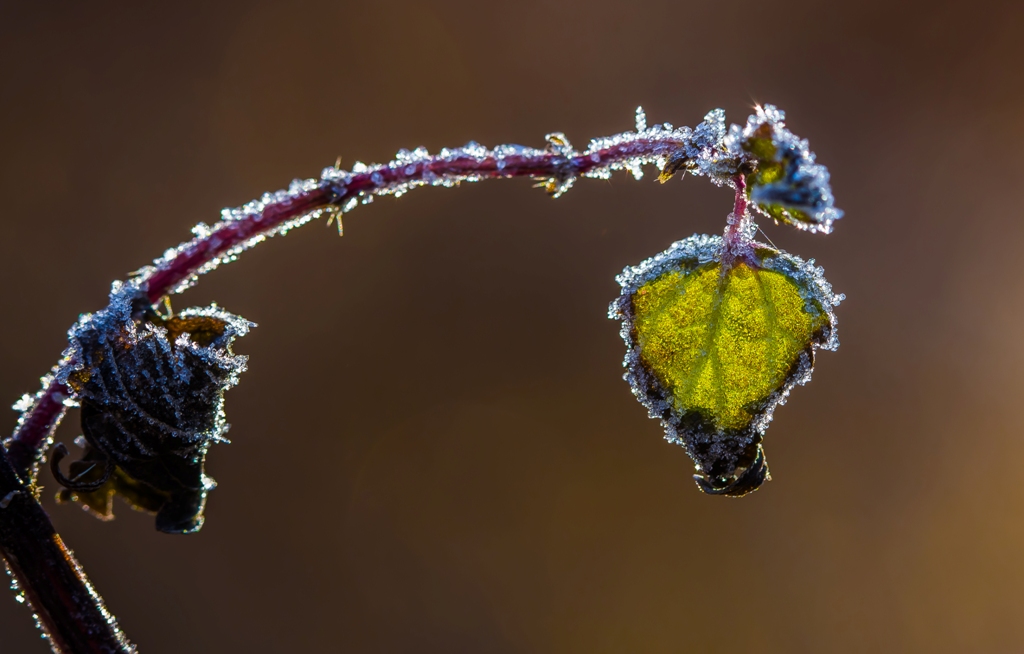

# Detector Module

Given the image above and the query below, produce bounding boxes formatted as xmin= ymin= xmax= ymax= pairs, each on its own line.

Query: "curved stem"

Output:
xmin=8 ymin=119 xmax=730 ymax=480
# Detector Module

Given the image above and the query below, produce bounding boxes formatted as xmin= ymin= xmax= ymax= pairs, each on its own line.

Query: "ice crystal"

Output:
xmin=635 ymin=106 xmax=647 ymax=132
xmin=610 ymin=234 xmax=842 ymax=496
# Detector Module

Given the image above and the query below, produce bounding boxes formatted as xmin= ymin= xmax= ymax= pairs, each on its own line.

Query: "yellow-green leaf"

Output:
xmin=633 ymin=261 xmax=826 ymax=431
xmin=610 ymin=234 xmax=841 ymax=496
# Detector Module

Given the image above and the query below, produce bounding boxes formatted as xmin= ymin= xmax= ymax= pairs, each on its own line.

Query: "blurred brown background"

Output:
xmin=2 ymin=0 xmax=1023 ymax=652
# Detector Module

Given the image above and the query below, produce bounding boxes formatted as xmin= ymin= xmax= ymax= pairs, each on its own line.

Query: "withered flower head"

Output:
xmin=55 ymin=281 xmax=252 ymax=533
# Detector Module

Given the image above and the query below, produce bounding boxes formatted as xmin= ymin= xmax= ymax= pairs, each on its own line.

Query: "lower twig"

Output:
xmin=0 ymin=445 xmax=133 ymax=653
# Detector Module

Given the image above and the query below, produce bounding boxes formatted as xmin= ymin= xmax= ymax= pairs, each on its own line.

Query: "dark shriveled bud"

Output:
xmin=54 ymin=282 xmax=252 ymax=533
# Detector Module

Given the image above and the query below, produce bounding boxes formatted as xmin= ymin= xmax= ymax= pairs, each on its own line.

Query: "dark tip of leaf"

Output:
xmin=693 ymin=445 xmax=770 ymax=497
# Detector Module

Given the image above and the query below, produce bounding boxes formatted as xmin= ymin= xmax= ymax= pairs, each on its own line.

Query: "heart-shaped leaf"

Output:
xmin=610 ymin=234 xmax=842 ymax=496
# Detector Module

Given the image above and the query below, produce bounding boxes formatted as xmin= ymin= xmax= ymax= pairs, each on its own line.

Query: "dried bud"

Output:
xmin=725 ymin=104 xmax=843 ymax=234
xmin=55 ymin=282 xmax=252 ymax=533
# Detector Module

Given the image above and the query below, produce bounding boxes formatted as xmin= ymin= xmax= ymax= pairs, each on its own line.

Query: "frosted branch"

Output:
xmin=4 ymin=107 xmax=742 ymax=478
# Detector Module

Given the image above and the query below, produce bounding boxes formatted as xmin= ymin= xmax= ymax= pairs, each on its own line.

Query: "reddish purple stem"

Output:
xmin=143 ymin=186 xmax=334 ymax=304
xmin=722 ymin=175 xmax=756 ymax=268
xmin=6 ymin=385 xmax=68 ymax=478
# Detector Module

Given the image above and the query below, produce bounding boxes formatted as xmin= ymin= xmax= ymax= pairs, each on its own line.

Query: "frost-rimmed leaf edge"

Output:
xmin=607 ymin=233 xmax=843 ymax=492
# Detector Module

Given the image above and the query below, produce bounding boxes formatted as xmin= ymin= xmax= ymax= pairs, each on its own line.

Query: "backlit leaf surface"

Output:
xmin=610 ymin=235 xmax=841 ymax=496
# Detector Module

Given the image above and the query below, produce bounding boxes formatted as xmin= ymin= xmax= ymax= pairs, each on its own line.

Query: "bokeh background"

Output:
xmin=2 ymin=1 xmax=1022 ymax=651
